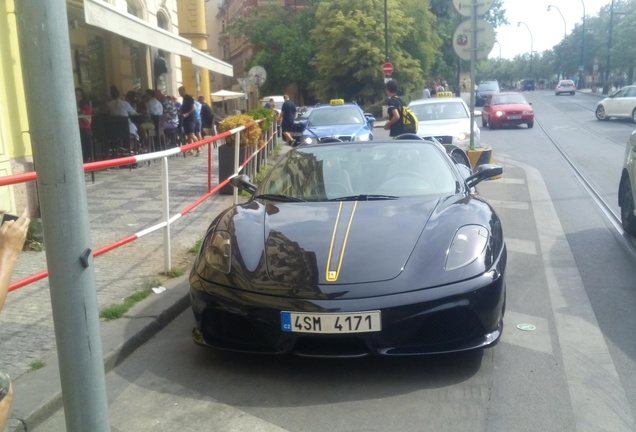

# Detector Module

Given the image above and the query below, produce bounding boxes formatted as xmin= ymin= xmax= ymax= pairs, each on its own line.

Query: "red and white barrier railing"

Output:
xmin=5 ymin=118 xmax=277 ymax=292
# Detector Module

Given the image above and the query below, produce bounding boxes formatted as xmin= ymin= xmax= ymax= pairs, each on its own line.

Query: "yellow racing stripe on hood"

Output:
xmin=326 ymin=201 xmax=358 ymax=281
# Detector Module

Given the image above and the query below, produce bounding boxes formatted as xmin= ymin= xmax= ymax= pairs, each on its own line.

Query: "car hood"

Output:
xmin=417 ymin=118 xmax=471 ymax=136
xmin=232 ymin=199 xmax=440 ymax=285
xmin=491 ymin=103 xmax=532 ymax=112
xmin=303 ymin=124 xmax=369 ymax=139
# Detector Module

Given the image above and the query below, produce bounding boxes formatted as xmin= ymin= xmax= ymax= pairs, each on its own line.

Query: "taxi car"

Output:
xmin=618 ymin=130 xmax=636 ymax=235
xmin=595 ymin=85 xmax=636 ymax=123
xmin=301 ymin=100 xmax=375 ymax=144
xmin=481 ymin=92 xmax=534 ymax=129
xmin=408 ymin=97 xmax=480 ymax=147
xmin=189 ymin=139 xmax=506 ymax=357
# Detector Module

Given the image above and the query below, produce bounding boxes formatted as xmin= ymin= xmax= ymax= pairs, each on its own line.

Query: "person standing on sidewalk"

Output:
xmin=383 ymin=80 xmax=404 ymax=138
xmin=178 ymin=86 xmax=197 ymax=149
xmin=0 ymin=209 xmax=29 ymax=430
xmin=279 ymin=94 xmax=297 ymax=145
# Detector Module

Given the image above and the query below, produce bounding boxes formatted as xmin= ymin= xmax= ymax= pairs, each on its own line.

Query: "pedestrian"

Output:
xmin=279 ymin=94 xmax=297 ymax=145
xmin=198 ymin=96 xmax=215 ymax=138
xmin=0 ymin=209 xmax=29 ymax=431
xmin=75 ymin=87 xmax=93 ymax=163
xmin=383 ymin=79 xmax=405 ymax=138
xmin=178 ymin=86 xmax=197 ymax=150
xmin=422 ymin=86 xmax=431 ymax=99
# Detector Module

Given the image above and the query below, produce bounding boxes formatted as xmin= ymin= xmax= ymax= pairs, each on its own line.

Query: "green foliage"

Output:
xmin=248 ymin=107 xmax=276 ymax=132
xmin=188 ymin=239 xmax=202 ymax=255
xmin=99 ymin=289 xmax=152 ymax=321
xmin=163 ymin=267 xmax=185 ymax=278
xmin=218 ymin=114 xmax=262 ymax=147
xmin=24 ymin=218 xmax=44 ymax=251
xmin=30 ymin=360 xmax=45 ymax=371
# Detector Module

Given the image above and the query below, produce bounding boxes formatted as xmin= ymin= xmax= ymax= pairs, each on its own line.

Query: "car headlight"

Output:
xmin=303 ymin=137 xmax=316 ymax=145
xmin=457 ymin=132 xmax=468 ymax=141
xmin=204 ymin=231 xmax=232 ymax=274
xmin=495 ymin=111 xmax=505 ymax=117
xmin=355 ymin=133 xmax=371 ymax=141
xmin=522 ymin=110 xmax=533 ymax=115
xmin=445 ymin=225 xmax=489 ymax=271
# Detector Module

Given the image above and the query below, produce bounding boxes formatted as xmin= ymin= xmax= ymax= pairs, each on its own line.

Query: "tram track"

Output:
xmin=536 ymin=112 xmax=636 ymax=255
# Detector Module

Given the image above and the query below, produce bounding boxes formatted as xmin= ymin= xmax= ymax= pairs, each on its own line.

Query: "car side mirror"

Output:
xmin=364 ymin=113 xmax=376 ymax=124
xmin=465 ymin=164 xmax=503 ymax=188
xmin=229 ymin=174 xmax=257 ymax=196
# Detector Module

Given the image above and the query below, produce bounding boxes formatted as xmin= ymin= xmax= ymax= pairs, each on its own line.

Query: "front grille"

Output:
xmin=383 ymin=308 xmax=485 ymax=347
xmin=320 ymin=136 xmax=352 ymax=142
xmin=201 ymin=309 xmax=280 ymax=348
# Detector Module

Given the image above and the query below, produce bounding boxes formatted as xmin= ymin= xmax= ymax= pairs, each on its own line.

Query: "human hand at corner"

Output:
xmin=0 ymin=209 xmax=29 ymax=258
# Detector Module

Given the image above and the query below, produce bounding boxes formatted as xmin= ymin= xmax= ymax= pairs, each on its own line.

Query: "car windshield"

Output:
xmin=478 ymin=83 xmax=498 ymax=91
xmin=410 ymin=101 xmax=468 ymax=121
xmin=307 ymin=107 xmax=365 ymax=127
xmin=297 ymin=108 xmax=313 ymax=120
xmin=259 ymin=142 xmax=458 ymax=201
xmin=491 ymin=94 xmax=527 ymax=105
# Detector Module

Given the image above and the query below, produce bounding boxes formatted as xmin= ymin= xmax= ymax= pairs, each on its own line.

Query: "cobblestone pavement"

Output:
xmin=0 ymin=145 xmax=258 ymax=381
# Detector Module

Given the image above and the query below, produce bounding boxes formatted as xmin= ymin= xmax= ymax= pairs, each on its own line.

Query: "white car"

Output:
xmin=619 ymin=130 xmax=636 ymax=235
xmin=408 ymin=97 xmax=481 ymax=147
xmin=595 ymin=85 xmax=636 ymax=123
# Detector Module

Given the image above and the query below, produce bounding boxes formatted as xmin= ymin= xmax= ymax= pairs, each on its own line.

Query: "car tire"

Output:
xmin=620 ymin=181 xmax=636 ymax=236
xmin=527 ymin=121 xmax=534 ymax=129
xmin=596 ymin=105 xmax=608 ymax=121
xmin=632 ymin=108 xmax=636 ymax=124
xmin=482 ymin=117 xmax=487 ymax=127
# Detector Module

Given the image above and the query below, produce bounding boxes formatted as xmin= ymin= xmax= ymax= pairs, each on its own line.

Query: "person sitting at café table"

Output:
xmin=106 ymin=85 xmax=140 ymax=143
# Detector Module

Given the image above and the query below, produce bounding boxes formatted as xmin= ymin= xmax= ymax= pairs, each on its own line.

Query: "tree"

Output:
xmin=310 ymin=0 xmax=436 ymax=105
xmin=228 ymin=2 xmax=318 ymax=101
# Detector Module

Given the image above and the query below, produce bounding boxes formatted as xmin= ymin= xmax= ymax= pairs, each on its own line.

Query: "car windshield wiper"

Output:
xmin=254 ymin=194 xmax=306 ymax=202
xmin=330 ymin=194 xmax=399 ymax=201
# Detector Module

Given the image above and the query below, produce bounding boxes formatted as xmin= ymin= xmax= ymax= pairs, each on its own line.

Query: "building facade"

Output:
xmin=0 ymin=0 xmax=232 ymax=213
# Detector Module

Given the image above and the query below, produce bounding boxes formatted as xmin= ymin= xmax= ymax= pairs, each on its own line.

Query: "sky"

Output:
xmin=490 ymin=0 xmax=610 ymax=60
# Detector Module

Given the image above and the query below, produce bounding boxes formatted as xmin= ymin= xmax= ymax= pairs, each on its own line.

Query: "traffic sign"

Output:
xmin=382 ymin=62 xmax=394 ymax=75
xmin=452 ymin=19 xmax=496 ymax=61
xmin=453 ymin=0 xmax=494 ymax=17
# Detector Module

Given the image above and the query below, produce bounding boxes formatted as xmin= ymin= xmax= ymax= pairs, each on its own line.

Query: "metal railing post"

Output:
xmin=161 ymin=156 xmax=172 ymax=271
xmin=234 ymin=130 xmax=241 ymax=204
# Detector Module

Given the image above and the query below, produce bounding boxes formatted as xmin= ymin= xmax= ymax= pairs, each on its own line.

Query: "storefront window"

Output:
xmin=130 ymin=44 xmax=142 ymax=92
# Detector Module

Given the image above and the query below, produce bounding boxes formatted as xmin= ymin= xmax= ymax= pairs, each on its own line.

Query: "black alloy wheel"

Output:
xmin=621 ymin=181 xmax=636 ymax=236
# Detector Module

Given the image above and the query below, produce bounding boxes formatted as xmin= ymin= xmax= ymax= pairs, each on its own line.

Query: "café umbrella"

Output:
xmin=211 ymin=89 xmax=245 ymax=114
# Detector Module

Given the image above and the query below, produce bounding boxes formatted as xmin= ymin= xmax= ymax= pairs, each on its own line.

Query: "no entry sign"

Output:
xmin=382 ymin=62 xmax=394 ymax=75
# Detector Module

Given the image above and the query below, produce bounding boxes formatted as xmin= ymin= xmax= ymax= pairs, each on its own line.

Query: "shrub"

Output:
xmin=248 ymin=107 xmax=276 ymax=132
xmin=218 ymin=113 xmax=262 ymax=147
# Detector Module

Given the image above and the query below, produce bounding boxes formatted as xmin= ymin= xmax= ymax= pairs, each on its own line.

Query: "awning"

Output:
xmin=84 ymin=0 xmax=233 ymax=77
xmin=192 ymin=48 xmax=233 ymax=77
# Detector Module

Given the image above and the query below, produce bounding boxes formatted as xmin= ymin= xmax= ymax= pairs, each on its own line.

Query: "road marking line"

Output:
xmin=519 ymin=159 xmax=635 ymax=431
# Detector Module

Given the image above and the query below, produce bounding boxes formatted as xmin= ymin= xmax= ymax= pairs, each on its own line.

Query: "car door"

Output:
xmin=606 ymin=87 xmax=629 ymax=117
xmin=624 ymin=87 xmax=636 ymax=119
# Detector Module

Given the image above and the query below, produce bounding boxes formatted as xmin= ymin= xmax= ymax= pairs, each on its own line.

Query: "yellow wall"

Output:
xmin=177 ymin=0 xmax=211 ymax=103
xmin=0 ymin=0 xmax=33 ymax=213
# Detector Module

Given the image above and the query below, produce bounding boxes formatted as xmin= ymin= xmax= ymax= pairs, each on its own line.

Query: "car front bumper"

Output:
xmin=190 ymin=266 xmax=506 ymax=357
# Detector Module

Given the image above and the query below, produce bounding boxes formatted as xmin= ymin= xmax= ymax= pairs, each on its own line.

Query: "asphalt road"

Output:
xmin=34 ymin=91 xmax=636 ymax=431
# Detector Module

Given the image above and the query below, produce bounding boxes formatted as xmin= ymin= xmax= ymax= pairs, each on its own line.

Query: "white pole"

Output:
xmin=234 ymin=130 xmax=241 ymax=205
xmin=161 ymin=156 xmax=171 ymax=271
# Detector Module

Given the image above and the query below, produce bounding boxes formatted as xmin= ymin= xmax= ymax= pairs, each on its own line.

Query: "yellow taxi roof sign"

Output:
xmin=330 ymin=99 xmax=345 ymax=105
xmin=436 ymin=91 xmax=453 ymax=98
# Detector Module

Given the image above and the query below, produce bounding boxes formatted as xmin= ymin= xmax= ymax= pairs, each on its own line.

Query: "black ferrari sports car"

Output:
xmin=190 ymin=139 xmax=506 ymax=357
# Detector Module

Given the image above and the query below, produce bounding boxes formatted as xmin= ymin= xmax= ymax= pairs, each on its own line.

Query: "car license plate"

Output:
xmin=507 ymin=115 xmax=521 ymax=120
xmin=281 ymin=311 xmax=381 ymax=334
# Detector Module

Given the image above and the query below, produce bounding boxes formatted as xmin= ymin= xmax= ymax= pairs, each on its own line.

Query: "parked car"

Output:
xmin=475 ymin=81 xmax=500 ymax=106
xmin=300 ymin=100 xmax=374 ymax=144
xmin=481 ymin=92 xmax=534 ymax=129
xmin=595 ymin=85 xmax=636 ymax=123
xmin=521 ymin=79 xmax=535 ymax=91
xmin=408 ymin=97 xmax=481 ymax=147
xmin=618 ymin=130 xmax=636 ymax=235
xmin=189 ymin=139 xmax=506 ymax=356
xmin=555 ymin=80 xmax=576 ymax=96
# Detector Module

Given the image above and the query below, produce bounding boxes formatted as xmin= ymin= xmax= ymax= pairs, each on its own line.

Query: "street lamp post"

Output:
xmin=547 ymin=5 xmax=566 ymax=80
xmin=384 ymin=0 xmax=389 ymax=62
xmin=547 ymin=5 xmax=567 ymax=40
xmin=603 ymin=0 xmax=616 ymax=94
xmin=517 ymin=21 xmax=534 ymax=78
xmin=579 ymin=0 xmax=586 ymax=89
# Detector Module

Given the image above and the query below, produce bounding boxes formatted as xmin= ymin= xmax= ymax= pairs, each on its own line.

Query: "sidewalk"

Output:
xmin=3 ymin=141 xmax=288 ymax=431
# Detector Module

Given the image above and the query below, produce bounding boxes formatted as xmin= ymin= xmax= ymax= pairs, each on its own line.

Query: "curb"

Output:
xmin=7 ymin=273 xmax=192 ymax=431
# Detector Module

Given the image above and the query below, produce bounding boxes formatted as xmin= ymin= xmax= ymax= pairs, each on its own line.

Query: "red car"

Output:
xmin=482 ymin=92 xmax=534 ymax=129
